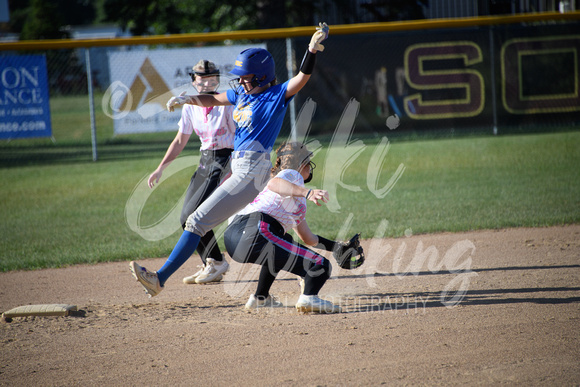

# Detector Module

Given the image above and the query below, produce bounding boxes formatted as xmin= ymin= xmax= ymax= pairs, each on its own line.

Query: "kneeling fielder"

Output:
xmin=224 ymin=142 xmax=364 ymax=314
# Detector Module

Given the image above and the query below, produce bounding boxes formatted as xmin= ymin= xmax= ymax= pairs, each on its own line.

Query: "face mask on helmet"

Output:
xmin=190 ymin=60 xmax=220 ymax=94
xmin=192 ymin=74 xmax=220 ymax=94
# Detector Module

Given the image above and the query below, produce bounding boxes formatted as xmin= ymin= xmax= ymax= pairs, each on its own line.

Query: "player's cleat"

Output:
xmin=183 ymin=264 xmax=223 ymax=284
xmin=245 ymin=294 xmax=283 ymax=310
xmin=129 ymin=261 xmax=163 ymax=297
xmin=195 ymin=257 xmax=229 ymax=284
xmin=182 ymin=265 xmax=205 ymax=284
xmin=295 ymin=294 xmax=342 ymax=314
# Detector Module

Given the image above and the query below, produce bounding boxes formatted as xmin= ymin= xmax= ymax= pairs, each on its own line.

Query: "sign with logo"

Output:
xmin=0 ymin=55 xmax=52 ymax=140
xmin=106 ymin=45 xmax=265 ymax=134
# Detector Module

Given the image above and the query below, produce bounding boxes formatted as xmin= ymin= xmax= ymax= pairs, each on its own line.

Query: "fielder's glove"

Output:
xmin=166 ymin=91 xmax=193 ymax=112
xmin=309 ymin=22 xmax=329 ymax=52
xmin=333 ymin=233 xmax=365 ymax=269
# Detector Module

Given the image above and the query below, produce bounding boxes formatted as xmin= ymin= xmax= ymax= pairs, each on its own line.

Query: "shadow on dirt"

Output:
xmin=339 ymin=264 xmax=580 ymax=313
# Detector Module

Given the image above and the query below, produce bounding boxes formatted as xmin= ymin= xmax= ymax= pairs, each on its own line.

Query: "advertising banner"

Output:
xmin=107 ymin=45 xmax=264 ymax=134
xmin=296 ymin=22 xmax=580 ymax=134
xmin=0 ymin=55 xmax=52 ymax=140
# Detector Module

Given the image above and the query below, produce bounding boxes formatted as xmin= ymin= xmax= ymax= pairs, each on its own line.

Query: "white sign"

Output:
xmin=106 ymin=45 xmax=265 ymax=134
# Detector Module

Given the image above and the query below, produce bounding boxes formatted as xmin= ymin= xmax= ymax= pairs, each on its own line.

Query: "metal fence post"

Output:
xmin=489 ymin=27 xmax=499 ymax=135
xmin=286 ymin=37 xmax=297 ymax=142
xmin=85 ymin=47 xmax=98 ymax=161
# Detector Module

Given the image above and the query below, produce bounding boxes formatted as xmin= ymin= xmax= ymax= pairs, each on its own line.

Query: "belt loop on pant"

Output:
xmin=232 ymin=151 xmax=270 ymax=160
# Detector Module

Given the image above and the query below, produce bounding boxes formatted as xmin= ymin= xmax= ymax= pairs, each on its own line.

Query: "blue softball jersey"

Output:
xmin=226 ymin=81 xmax=294 ymax=152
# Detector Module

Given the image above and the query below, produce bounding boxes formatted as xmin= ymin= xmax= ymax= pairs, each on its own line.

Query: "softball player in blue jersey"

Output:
xmin=130 ymin=23 xmax=330 ymax=298
xmin=148 ymin=59 xmax=235 ymax=285
xmin=224 ymin=142 xmax=342 ymax=313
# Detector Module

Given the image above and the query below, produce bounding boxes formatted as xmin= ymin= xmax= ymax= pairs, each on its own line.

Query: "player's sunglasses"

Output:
xmin=308 ymin=161 xmax=316 ymax=170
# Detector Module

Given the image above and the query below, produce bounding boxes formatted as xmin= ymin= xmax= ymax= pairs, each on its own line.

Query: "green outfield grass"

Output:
xmin=1 ymin=129 xmax=578 ymax=272
xmin=312 ymin=131 xmax=580 ymax=237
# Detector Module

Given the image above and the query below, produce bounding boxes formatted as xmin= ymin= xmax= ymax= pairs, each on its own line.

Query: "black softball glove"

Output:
xmin=333 ymin=233 xmax=365 ymax=269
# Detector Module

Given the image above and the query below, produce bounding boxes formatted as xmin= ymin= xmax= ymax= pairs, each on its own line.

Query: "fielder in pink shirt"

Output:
xmin=224 ymin=142 xmax=344 ymax=313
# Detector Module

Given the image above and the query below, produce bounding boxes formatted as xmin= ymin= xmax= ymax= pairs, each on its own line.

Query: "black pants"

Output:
xmin=181 ymin=148 xmax=232 ymax=263
xmin=224 ymin=212 xmax=332 ymax=297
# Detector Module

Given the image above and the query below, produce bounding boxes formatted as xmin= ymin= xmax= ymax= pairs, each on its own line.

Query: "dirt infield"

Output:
xmin=1 ymin=225 xmax=579 ymax=386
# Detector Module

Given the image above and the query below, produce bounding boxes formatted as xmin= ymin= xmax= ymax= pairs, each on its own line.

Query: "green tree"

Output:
xmin=9 ymin=0 xmax=428 ymax=39
xmin=101 ymin=0 xmax=265 ymax=35
xmin=100 ymin=0 xmax=330 ymax=36
xmin=360 ymin=0 xmax=426 ymax=22
xmin=20 ymin=0 xmax=68 ymax=40
xmin=8 ymin=0 xmax=96 ymax=38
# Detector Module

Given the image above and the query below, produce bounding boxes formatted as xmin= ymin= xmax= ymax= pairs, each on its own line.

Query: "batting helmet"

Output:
xmin=229 ymin=48 xmax=276 ymax=87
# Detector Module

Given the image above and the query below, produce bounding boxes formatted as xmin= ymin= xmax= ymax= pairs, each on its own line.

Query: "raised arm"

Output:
xmin=285 ymin=22 xmax=329 ymax=100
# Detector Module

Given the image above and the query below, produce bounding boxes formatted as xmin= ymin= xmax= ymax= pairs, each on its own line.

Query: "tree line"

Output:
xmin=4 ymin=0 xmax=427 ymax=40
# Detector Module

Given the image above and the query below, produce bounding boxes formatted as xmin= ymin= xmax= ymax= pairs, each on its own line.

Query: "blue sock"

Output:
xmin=157 ymin=230 xmax=201 ymax=286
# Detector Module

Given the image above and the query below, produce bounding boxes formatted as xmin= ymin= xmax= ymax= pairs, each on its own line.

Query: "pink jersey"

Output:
xmin=178 ymin=104 xmax=236 ymax=151
xmin=238 ymin=169 xmax=307 ymax=233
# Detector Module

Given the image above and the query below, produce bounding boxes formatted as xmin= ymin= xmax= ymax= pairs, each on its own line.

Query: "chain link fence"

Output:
xmin=1 ymin=15 xmax=579 ymax=165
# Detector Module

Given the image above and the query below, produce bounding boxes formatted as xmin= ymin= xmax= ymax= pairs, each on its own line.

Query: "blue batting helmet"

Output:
xmin=229 ymin=48 xmax=276 ymax=87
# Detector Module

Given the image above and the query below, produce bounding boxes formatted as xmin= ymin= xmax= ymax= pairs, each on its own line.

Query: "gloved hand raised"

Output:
xmin=309 ymin=22 xmax=329 ymax=52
